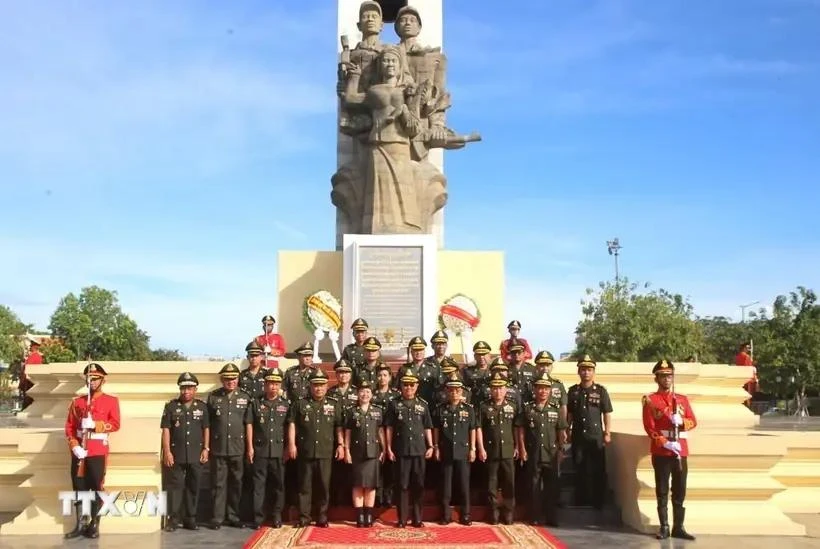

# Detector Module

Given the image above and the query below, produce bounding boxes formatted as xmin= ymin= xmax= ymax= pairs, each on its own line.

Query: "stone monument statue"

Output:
xmin=332 ymin=1 xmax=480 ymax=239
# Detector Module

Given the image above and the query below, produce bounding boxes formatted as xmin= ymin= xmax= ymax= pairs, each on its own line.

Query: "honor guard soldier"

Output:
xmin=344 ymin=379 xmax=386 ymax=528
xmin=463 ymin=341 xmax=492 ymax=401
xmin=476 ymin=371 xmax=518 ymax=525
xmin=342 ymin=318 xmax=370 ymax=368
xmin=283 ymin=342 xmax=315 ymax=402
xmin=516 ymin=371 xmax=568 ymax=527
xmin=499 ymin=320 xmax=533 ymax=362
xmin=286 ymin=369 xmax=344 ymax=528
xmin=354 ymin=336 xmax=384 ymax=386
xmin=255 ymin=315 xmax=286 ymax=368
xmin=567 ymin=355 xmax=613 ymax=509
xmin=64 ymin=363 xmax=121 ymax=539
xmin=433 ymin=374 xmax=477 ymax=525
xmin=161 ymin=372 xmax=209 ymax=532
xmin=427 ymin=330 xmax=449 ymax=365
xmin=508 ymin=339 xmax=537 ymax=403
xmin=372 ymin=363 xmax=400 ymax=507
xmin=328 ymin=359 xmax=358 ymax=506
xmin=384 ymin=367 xmax=434 ymax=528
xmin=206 ymin=363 xmax=253 ymax=529
xmin=642 ymin=360 xmax=697 ymax=540
xmin=240 ymin=341 xmax=269 ymax=400
xmin=250 ymin=368 xmax=289 ymax=529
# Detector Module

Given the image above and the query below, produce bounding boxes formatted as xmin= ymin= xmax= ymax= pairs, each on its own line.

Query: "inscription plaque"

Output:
xmin=357 ymin=246 xmax=423 ymax=354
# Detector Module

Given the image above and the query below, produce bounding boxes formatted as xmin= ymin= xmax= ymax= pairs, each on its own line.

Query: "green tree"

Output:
xmin=753 ymin=287 xmax=820 ymax=396
xmin=48 ymin=286 xmax=152 ymax=361
xmin=41 ymin=340 xmax=79 ymax=363
xmin=574 ymin=279 xmax=703 ymax=362
xmin=0 ymin=305 xmax=31 ymax=381
xmin=151 ymin=348 xmax=187 ymax=361
xmin=697 ymin=316 xmax=751 ymax=364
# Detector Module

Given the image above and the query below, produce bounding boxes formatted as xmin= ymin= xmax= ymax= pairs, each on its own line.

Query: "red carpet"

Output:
xmin=244 ymin=523 xmax=567 ymax=548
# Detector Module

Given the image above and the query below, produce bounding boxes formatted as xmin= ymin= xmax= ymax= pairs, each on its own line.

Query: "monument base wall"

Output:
xmin=277 ymin=249 xmax=505 ymax=356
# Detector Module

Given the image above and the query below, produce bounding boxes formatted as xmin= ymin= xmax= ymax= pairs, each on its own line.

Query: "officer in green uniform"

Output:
xmin=567 ymin=355 xmax=613 ymax=509
xmin=534 ymin=351 xmax=568 ymax=426
xmin=250 ymin=368 xmax=289 ymax=529
xmin=286 ymin=369 xmax=344 ymax=528
xmin=516 ymin=371 xmax=569 ymax=527
xmin=463 ymin=341 xmax=492 ymax=405
xmin=206 ymin=363 xmax=253 ymax=529
xmin=433 ymin=374 xmax=476 ymax=525
xmin=354 ymin=336 xmax=385 ymax=386
xmin=508 ymin=339 xmax=537 ymax=403
xmin=283 ymin=342 xmax=316 ymax=402
xmin=239 ymin=341 xmax=269 ymax=401
xmin=341 ymin=318 xmax=369 ymax=368
xmin=427 ymin=330 xmax=449 ymax=365
xmin=476 ymin=371 xmax=519 ymax=525
xmin=160 ymin=372 xmax=209 ymax=531
xmin=385 ymin=368 xmax=434 ymax=528
xmin=393 ymin=336 xmax=428 ymax=390
xmin=328 ymin=359 xmax=357 ymax=506
xmin=490 ymin=358 xmax=522 ymax=410
xmin=372 ymin=363 xmax=399 ymax=507
xmin=433 ymin=358 xmax=472 ymax=406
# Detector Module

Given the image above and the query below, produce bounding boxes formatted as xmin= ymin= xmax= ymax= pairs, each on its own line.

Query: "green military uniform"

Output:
xmin=328 ymin=359 xmax=357 ymax=506
xmin=463 ymin=341 xmax=492 ymax=405
xmin=206 ymin=363 xmax=253 ymax=529
xmin=508 ymin=339 xmax=537 ymax=403
xmin=353 ymin=336 xmax=383 ymax=386
xmin=287 ymin=369 xmax=342 ymax=527
xmin=433 ymin=359 xmax=472 ymax=406
xmin=490 ymin=359 xmax=522 ymax=410
xmin=426 ymin=329 xmax=450 ymax=366
xmin=345 ymin=379 xmax=385 ymax=527
xmin=160 ymin=372 xmax=209 ymax=531
xmin=250 ymin=369 xmax=289 ymax=528
xmin=283 ymin=342 xmax=315 ymax=402
xmin=517 ymin=372 xmax=569 ymax=526
xmin=341 ymin=318 xmax=368 ymax=368
xmin=372 ymin=364 xmax=399 ymax=507
xmin=239 ymin=341 xmax=269 ymax=400
xmin=385 ymin=368 xmax=433 ymax=527
xmin=433 ymin=374 xmax=476 ymax=525
xmin=567 ymin=355 xmax=613 ymax=509
xmin=534 ymin=351 xmax=568 ymax=407
xmin=478 ymin=371 xmax=518 ymax=524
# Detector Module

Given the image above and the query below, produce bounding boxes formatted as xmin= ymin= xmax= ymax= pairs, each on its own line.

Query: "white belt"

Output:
xmin=661 ymin=430 xmax=687 ymax=439
xmin=77 ymin=431 xmax=108 ymax=440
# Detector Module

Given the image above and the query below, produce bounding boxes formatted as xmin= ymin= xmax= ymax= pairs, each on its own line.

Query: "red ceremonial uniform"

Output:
xmin=255 ymin=332 xmax=286 ymax=367
xmin=65 ymin=392 xmax=121 ymax=458
xmin=499 ymin=337 xmax=533 ymax=362
xmin=642 ymin=391 xmax=697 ymax=458
xmin=25 ymin=351 xmax=43 ymax=365
xmin=734 ymin=352 xmax=758 ymax=394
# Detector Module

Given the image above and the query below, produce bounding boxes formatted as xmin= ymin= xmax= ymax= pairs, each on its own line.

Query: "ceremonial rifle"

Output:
xmin=670 ymin=374 xmax=682 ymax=471
xmin=77 ymin=373 xmax=92 ymax=478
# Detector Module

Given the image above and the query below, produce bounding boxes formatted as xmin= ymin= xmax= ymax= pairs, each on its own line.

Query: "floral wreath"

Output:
xmin=302 ymin=290 xmax=343 ymax=333
xmin=438 ymin=293 xmax=481 ymax=336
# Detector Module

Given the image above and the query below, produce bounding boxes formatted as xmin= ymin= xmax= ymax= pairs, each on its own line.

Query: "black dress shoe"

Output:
xmin=296 ymin=519 xmax=310 ymax=528
xmin=460 ymin=516 xmax=472 ymax=526
xmin=182 ymin=520 xmax=198 ymax=530
xmin=253 ymin=522 xmax=263 ymax=530
xmin=164 ymin=523 xmax=177 ymax=532
xmin=208 ymin=521 xmax=222 ymax=530
xmin=272 ymin=519 xmax=282 ymax=529
xmin=397 ymin=520 xmax=406 ymax=528
xmin=411 ymin=520 xmax=424 ymax=528
xmin=316 ymin=520 xmax=329 ymax=528
xmin=530 ymin=520 xmax=541 ymax=526
xmin=438 ymin=518 xmax=450 ymax=525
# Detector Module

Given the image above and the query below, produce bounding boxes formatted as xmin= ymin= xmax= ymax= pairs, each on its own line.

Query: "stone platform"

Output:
xmin=0 ymin=361 xmax=818 ymax=538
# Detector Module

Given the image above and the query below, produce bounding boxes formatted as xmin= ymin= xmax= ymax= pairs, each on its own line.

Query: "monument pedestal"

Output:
xmin=277 ymin=243 xmax=505 ymax=356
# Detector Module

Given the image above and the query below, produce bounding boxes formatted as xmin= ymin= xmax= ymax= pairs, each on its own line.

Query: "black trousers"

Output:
xmin=486 ymin=458 xmax=515 ymax=513
xmin=396 ymin=456 xmax=426 ymax=522
xmin=297 ymin=458 xmax=331 ymax=522
xmin=377 ymin=459 xmax=394 ymax=506
xmin=331 ymin=460 xmax=352 ymax=506
xmin=211 ymin=455 xmax=243 ymax=524
xmin=253 ymin=457 xmax=284 ymax=523
xmin=70 ymin=455 xmax=106 ymax=517
xmin=164 ymin=462 xmax=202 ymax=522
xmin=240 ymin=458 xmax=254 ymax=522
xmin=441 ymin=459 xmax=470 ymax=514
xmin=572 ymin=438 xmax=607 ymax=507
xmin=285 ymin=459 xmax=299 ymax=510
xmin=529 ymin=461 xmax=559 ymax=523
xmin=652 ymin=455 xmax=688 ymax=508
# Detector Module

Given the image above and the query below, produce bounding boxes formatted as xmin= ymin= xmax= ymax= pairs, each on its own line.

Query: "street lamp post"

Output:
xmin=606 ymin=238 xmax=622 ymax=283
xmin=739 ymin=301 xmax=760 ymax=324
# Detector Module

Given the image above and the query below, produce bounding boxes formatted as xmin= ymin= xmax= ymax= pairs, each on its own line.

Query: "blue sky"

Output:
xmin=2 ymin=0 xmax=819 ymax=359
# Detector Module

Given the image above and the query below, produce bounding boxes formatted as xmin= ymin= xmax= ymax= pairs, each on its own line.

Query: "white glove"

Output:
xmin=313 ymin=328 xmax=325 ymax=340
xmin=81 ymin=416 xmax=96 ymax=430
xmin=72 ymin=446 xmax=88 ymax=459
xmin=663 ymin=441 xmax=681 ymax=454
xmin=328 ymin=331 xmax=339 ymax=341
xmin=671 ymin=413 xmax=683 ymax=426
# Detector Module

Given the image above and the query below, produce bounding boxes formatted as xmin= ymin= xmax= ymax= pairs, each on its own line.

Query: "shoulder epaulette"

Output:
xmin=641 ymin=394 xmax=651 ymax=407
xmin=326 ymin=395 xmax=339 ymax=402
xmin=417 ymin=397 xmax=428 ymax=405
